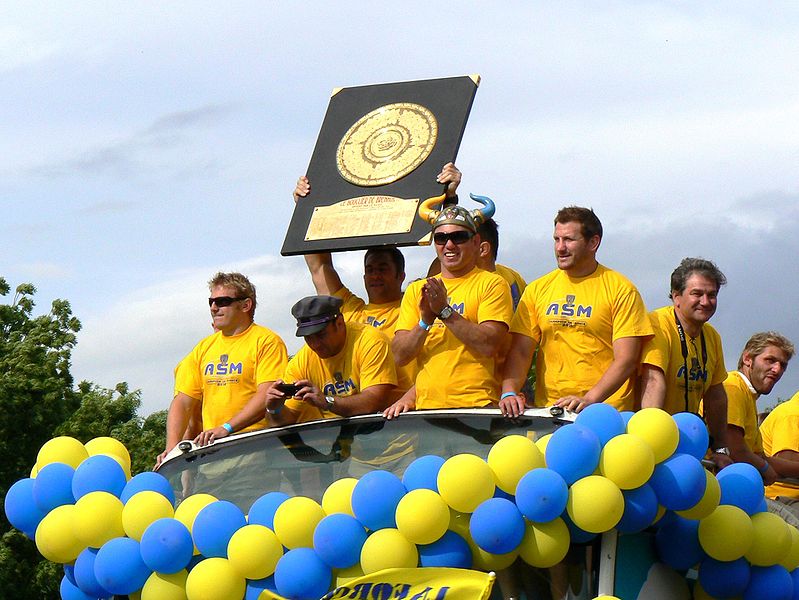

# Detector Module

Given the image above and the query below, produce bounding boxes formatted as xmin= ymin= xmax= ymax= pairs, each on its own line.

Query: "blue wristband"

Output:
xmin=758 ymin=460 xmax=770 ymax=474
xmin=222 ymin=422 xmax=234 ymax=434
xmin=500 ymin=392 xmax=517 ymax=400
xmin=419 ymin=318 xmax=431 ymax=331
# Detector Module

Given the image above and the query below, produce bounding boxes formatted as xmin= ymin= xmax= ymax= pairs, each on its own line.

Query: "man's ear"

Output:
xmin=587 ymin=234 xmax=601 ymax=252
xmin=479 ymin=241 xmax=491 ymax=259
xmin=741 ymin=351 xmax=753 ymax=368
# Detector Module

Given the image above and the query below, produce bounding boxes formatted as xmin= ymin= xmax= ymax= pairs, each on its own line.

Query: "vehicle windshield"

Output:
xmin=158 ymin=409 xmax=601 ymax=600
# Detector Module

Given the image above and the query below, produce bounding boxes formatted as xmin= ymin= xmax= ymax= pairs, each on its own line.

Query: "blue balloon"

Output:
xmin=470 ymin=498 xmax=525 ymax=555
xmin=74 ymin=547 xmax=111 ymax=598
xmin=545 ymin=424 xmax=601 ymax=485
xmin=402 ymin=455 xmax=445 ymax=492
xmin=673 ymin=412 xmax=710 ymax=460
xmin=620 ymin=411 xmax=635 ymax=428
xmin=72 ymin=455 xmax=127 ymax=500
xmin=248 ymin=491 xmax=289 ymax=529
xmin=313 ymin=513 xmax=367 ymax=569
xmin=351 ymin=470 xmax=406 ymax=531
xmin=791 ymin=568 xmax=799 ymax=600
xmin=649 ymin=453 xmax=706 ymax=511
xmin=515 ymin=468 xmax=568 ymax=523
xmin=616 ymin=484 xmax=659 ymax=534
xmin=120 ymin=472 xmax=175 ymax=505
xmin=655 ymin=515 xmax=703 ymax=571
xmin=4 ymin=478 xmax=47 ymax=538
xmin=274 ymin=548 xmax=332 ymax=600
xmin=193 ymin=500 xmax=246 ymax=558
xmin=94 ymin=537 xmax=151 ymax=596
xmin=419 ymin=530 xmax=472 ymax=568
xmin=562 ymin=513 xmax=597 ymax=544
xmin=60 ymin=575 xmax=95 ymax=600
xmin=493 ymin=486 xmax=514 ymax=500
xmin=140 ymin=517 xmax=193 ymax=574
xmin=32 ymin=462 xmax=76 ymax=513
xmin=699 ymin=556 xmax=751 ymax=598
xmin=246 ymin=575 xmax=277 ymax=600
xmin=574 ymin=403 xmax=625 ymax=446
xmin=64 ymin=564 xmax=77 ymax=587
xmin=745 ymin=565 xmax=793 ymax=600
xmin=717 ymin=462 xmax=765 ymax=515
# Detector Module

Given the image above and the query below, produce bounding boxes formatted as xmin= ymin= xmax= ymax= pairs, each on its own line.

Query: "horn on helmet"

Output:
xmin=469 ymin=193 xmax=496 ymax=226
xmin=418 ymin=192 xmax=447 ymax=224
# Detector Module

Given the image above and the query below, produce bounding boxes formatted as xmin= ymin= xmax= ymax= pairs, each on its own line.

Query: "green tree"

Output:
xmin=0 ymin=279 xmax=81 ymax=512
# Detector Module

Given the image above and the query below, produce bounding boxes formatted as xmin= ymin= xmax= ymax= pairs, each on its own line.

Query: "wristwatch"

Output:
xmin=438 ymin=305 xmax=454 ymax=320
xmin=713 ymin=447 xmax=731 ymax=456
xmin=325 ymin=395 xmax=336 ymax=408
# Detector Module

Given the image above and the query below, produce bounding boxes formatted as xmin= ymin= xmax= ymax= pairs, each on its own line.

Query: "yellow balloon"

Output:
xmin=185 ymin=558 xmax=245 ymax=600
xmin=175 ymin=493 xmax=217 ymax=531
xmin=488 ymin=435 xmax=545 ymax=494
xmin=437 ymin=454 xmax=495 ymax=513
xmin=780 ymin=524 xmax=799 ymax=571
xmin=745 ymin=511 xmax=791 ymax=566
xmin=599 ymin=434 xmax=655 ymax=490
xmin=123 ymin=490 xmax=175 ymax=541
xmin=698 ymin=505 xmax=753 ymax=561
xmin=471 ymin=543 xmax=518 ymax=571
xmin=36 ymin=436 xmax=89 ymax=471
xmin=676 ymin=470 xmax=720 ymax=520
xmin=73 ymin=491 xmax=124 ymax=548
xmin=35 ymin=504 xmax=84 ymax=563
xmin=141 ymin=570 xmax=188 ymax=600
xmin=360 ymin=529 xmax=418 ymax=574
xmin=227 ymin=524 xmax=283 ymax=580
xmin=336 ymin=562 xmax=364 ymax=587
xmin=652 ymin=504 xmax=667 ymax=525
xmin=448 ymin=509 xmax=471 ymax=539
xmin=626 ymin=408 xmax=679 ymax=463
xmin=30 ymin=463 xmax=38 ymax=478
xmin=535 ymin=433 xmax=553 ymax=455
xmin=593 ymin=597 xmax=621 ymax=600
xmin=273 ymin=496 xmax=325 ymax=549
xmin=395 ymin=489 xmax=449 ymax=545
xmin=518 ymin=517 xmax=570 ymax=568
xmin=322 ymin=478 xmax=358 ymax=516
xmin=85 ymin=437 xmax=132 ymax=476
xmin=567 ymin=476 xmax=623 ymax=533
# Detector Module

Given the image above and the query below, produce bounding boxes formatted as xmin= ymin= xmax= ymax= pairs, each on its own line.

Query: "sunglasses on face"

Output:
xmin=208 ymin=296 xmax=247 ymax=308
xmin=433 ymin=230 xmax=475 ymax=245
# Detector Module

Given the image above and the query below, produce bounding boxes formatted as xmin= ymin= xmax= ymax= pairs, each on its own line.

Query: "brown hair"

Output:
xmin=738 ymin=331 xmax=795 ymax=370
xmin=208 ymin=272 xmax=257 ymax=316
xmin=555 ymin=206 xmax=603 ymax=241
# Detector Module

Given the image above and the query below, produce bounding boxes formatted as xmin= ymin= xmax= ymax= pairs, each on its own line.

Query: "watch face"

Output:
xmin=336 ymin=102 xmax=438 ymax=187
xmin=439 ymin=306 xmax=453 ymax=320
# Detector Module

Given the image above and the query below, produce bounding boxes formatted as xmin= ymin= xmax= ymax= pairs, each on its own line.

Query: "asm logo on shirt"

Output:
xmin=446 ymin=298 xmax=465 ymax=315
xmin=366 ymin=316 xmax=386 ymax=328
xmin=677 ymin=361 xmax=708 ymax=383
xmin=546 ymin=294 xmax=593 ymax=318
xmin=324 ymin=379 xmax=356 ymax=396
xmin=204 ymin=354 xmax=243 ymax=376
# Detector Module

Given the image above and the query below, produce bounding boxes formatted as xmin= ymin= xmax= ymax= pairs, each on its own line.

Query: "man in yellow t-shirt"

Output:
xmin=716 ymin=332 xmax=794 ymax=486
xmin=639 ymin=258 xmax=731 ymax=466
xmin=292 ymin=163 xmax=462 ymax=395
xmin=158 ymin=272 xmax=289 ymax=464
xmin=385 ymin=195 xmax=513 ymax=415
xmin=500 ymin=206 xmax=652 ymax=415
xmin=265 ymin=295 xmax=397 ymax=424
xmin=761 ymin=390 xmax=799 ymax=513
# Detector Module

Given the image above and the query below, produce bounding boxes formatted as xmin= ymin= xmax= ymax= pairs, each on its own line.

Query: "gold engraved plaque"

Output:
xmin=336 ymin=102 xmax=438 ymax=186
xmin=305 ymin=195 xmax=418 ymax=241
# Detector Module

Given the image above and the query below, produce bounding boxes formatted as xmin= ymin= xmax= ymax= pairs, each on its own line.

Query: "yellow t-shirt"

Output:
xmin=284 ymin=322 xmax=398 ymax=423
xmin=495 ymin=263 xmax=527 ymax=311
xmin=761 ymin=391 xmax=799 ymax=500
xmin=511 ymin=265 xmax=652 ymax=411
xmin=335 ymin=285 xmax=414 ymax=394
xmin=397 ymin=267 xmax=513 ymax=409
xmin=717 ymin=370 xmax=763 ymax=454
xmin=641 ymin=306 xmax=727 ymax=415
xmin=176 ymin=323 xmax=288 ymax=433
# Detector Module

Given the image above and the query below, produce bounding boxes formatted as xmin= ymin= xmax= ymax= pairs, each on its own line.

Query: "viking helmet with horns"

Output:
xmin=418 ymin=193 xmax=496 ymax=233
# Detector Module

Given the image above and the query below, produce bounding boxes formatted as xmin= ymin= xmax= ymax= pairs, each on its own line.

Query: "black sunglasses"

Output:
xmin=208 ymin=296 xmax=247 ymax=307
xmin=433 ymin=230 xmax=474 ymax=245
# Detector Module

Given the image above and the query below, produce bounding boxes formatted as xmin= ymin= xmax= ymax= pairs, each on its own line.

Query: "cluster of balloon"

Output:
xmin=5 ymin=406 xmax=799 ymax=600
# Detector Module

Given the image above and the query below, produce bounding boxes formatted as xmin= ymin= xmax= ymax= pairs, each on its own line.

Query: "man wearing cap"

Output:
xmin=384 ymin=194 xmax=514 ymax=416
xmin=265 ymin=295 xmax=398 ymax=424
xmin=499 ymin=206 xmax=652 ymax=415
xmin=158 ymin=272 xmax=288 ymax=462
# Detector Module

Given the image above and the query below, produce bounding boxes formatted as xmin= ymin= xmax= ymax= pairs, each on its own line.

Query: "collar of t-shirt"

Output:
xmin=734 ymin=370 xmax=758 ymax=397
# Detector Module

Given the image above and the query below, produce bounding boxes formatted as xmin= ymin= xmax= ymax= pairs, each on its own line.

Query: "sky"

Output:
xmin=2 ymin=2 xmax=799 ymax=417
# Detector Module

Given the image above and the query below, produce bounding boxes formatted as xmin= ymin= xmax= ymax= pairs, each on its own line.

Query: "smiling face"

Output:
xmin=553 ymin=221 xmax=599 ymax=276
xmin=433 ymin=224 xmax=480 ymax=278
xmin=363 ymin=251 xmax=404 ymax=304
xmin=672 ymin=273 xmax=719 ymax=332
xmin=209 ymin=284 xmax=253 ymax=335
xmin=742 ymin=345 xmax=790 ymax=395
